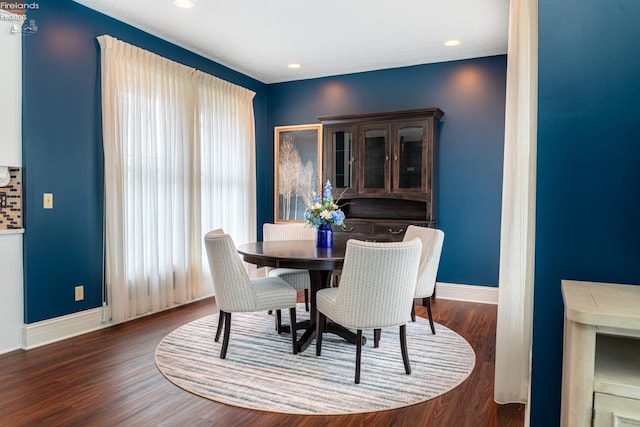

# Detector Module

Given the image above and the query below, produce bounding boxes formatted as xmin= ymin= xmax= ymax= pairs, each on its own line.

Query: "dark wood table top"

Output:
xmin=236 ymin=240 xmax=346 ymax=271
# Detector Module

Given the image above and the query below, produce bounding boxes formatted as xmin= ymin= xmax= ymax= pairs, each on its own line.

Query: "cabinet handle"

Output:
xmin=345 ymin=227 xmax=355 ymax=232
xmin=385 ymin=155 xmax=390 ymax=161
xmin=388 ymin=228 xmax=404 ymax=234
xmin=394 ymin=155 xmax=398 ymax=161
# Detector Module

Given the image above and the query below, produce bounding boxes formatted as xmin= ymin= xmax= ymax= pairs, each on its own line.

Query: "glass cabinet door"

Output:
xmin=361 ymin=124 xmax=390 ymax=192
xmin=323 ymin=125 xmax=356 ymax=193
xmin=396 ymin=124 xmax=425 ymax=190
xmin=331 ymin=129 xmax=353 ymax=189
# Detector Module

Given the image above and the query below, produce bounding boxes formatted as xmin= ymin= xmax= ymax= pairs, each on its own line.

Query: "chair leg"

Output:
xmin=215 ymin=310 xmax=225 ymax=342
xmin=355 ymin=329 xmax=363 ymax=384
xmin=400 ymin=324 xmax=411 ymax=375
xmin=269 ymin=309 xmax=277 ymax=331
xmin=276 ymin=310 xmax=283 ymax=334
xmin=374 ymin=328 xmax=381 ymax=348
xmin=425 ymin=296 xmax=436 ymax=335
xmin=411 ymin=303 xmax=416 ymax=322
xmin=331 ymin=270 xmax=341 ymax=287
xmin=315 ymin=311 xmax=325 ymax=356
xmin=220 ymin=312 xmax=232 ymax=359
xmin=289 ymin=307 xmax=298 ymax=354
xmin=304 ymin=289 xmax=309 ymax=312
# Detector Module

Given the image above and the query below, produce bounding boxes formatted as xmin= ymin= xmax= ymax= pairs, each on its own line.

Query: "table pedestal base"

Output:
xmin=294 ymin=321 xmax=365 ymax=353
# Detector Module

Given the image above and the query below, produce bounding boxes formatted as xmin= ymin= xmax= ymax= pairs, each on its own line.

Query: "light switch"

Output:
xmin=43 ymin=193 xmax=53 ymax=209
xmin=75 ymin=285 xmax=84 ymax=301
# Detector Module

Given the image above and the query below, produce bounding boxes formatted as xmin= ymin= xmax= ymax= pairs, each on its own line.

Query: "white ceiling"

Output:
xmin=73 ymin=0 xmax=509 ymax=84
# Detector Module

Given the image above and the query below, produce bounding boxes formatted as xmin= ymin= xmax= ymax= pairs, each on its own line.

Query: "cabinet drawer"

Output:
xmin=373 ymin=222 xmax=428 ymax=237
xmin=336 ymin=222 xmax=373 ymax=234
xmin=372 ymin=225 xmax=407 ymax=241
xmin=594 ymin=393 xmax=640 ymax=426
xmin=333 ymin=221 xmax=372 ymax=243
xmin=334 ymin=221 xmax=432 ymax=242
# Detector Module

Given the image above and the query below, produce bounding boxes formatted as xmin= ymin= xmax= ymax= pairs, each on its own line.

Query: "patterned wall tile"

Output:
xmin=0 ymin=167 xmax=22 ymax=230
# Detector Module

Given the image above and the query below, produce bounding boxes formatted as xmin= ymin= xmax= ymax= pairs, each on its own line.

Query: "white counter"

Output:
xmin=0 ymin=228 xmax=24 ymax=235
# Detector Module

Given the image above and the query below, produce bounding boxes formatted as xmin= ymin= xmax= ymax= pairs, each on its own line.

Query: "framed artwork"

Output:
xmin=274 ymin=123 xmax=323 ymax=222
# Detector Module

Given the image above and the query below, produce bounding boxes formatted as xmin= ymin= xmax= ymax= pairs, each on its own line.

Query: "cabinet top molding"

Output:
xmin=561 ymin=280 xmax=640 ymax=330
xmin=319 ymin=108 xmax=444 ymax=125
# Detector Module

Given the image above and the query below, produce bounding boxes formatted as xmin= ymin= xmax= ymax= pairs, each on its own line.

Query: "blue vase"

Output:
xmin=316 ymin=224 xmax=333 ymax=248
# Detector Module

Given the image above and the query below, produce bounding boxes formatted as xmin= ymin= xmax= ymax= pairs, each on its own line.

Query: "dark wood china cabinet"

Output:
xmin=320 ymin=108 xmax=444 ymax=242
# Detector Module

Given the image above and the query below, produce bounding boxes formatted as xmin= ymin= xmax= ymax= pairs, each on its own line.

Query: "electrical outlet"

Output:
xmin=0 ymin=193 xmax=7 ymax=208
xmin=43 ymin=193 xmax=53 ymax=209
xmin=75 ymin=285 xmax=84 ymax=301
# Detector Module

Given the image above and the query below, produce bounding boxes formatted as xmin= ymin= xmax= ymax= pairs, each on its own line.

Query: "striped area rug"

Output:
xmin=155 ymin=304 xmax=475 ymax=415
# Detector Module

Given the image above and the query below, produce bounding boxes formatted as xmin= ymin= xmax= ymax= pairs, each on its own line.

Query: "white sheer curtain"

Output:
xmin=98 ymin=35 xmax=256 ymax=323
xmin=195 ymin=70 xmax=257 ymax=291
xmin=494 ymin=0 xmax=538 ymax=406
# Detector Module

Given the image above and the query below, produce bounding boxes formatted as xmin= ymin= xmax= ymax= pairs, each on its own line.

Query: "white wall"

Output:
xmin=0 ymin=10 xmax=24 ymax=353
xmin=0 ymin=233 xmax=23 ymax=352
xmin=0 ymin=11 xmax=22 ymax=165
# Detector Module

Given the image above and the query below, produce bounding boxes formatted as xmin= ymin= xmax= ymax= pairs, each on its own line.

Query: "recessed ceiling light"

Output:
xmin=287 ymin=63 xmax=302 ymax=69
xmin=173 ymin=0 xmax=194 ymax=8
xmin=444 ymin=40 xmax=461 ymax=47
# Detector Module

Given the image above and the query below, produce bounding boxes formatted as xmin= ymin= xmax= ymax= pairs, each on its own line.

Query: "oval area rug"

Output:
xmin=155 ymin=304 xmax=475 ymax=415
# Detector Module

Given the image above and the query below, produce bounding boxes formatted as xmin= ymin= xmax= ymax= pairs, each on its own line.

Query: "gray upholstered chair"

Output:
xmin=204 ymin=230 xmax=298 ymax=359
xmin=263 ymin=223 xmax=315 ymax=311
xmin=403 ymin=225 xmax=445 ymax=334
xmin=315 ymin=238 xmax=422 ymax=384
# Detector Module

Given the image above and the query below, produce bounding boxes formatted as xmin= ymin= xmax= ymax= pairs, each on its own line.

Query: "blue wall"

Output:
xmin=19 ymin=0 xmax=640 ymax=423
xmin=266 ymin=56 xmax=507 ymax=287
xmin=22 ymin=2 xmax=507 ymax=324
xmin=532 ymin=0 xmax=640 ymax=424
xmin=22 ymin=1 xmax=267 ymax=323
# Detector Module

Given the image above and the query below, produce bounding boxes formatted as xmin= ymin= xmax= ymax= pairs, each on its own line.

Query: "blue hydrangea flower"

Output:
xmin=304 ymin=180 xmax=346 ymax=228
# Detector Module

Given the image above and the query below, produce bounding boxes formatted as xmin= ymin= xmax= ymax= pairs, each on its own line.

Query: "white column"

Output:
xmin=561 ymin=318 xmax=596 ymax=426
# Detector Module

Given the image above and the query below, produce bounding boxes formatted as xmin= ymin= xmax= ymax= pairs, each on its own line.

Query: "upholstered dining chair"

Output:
xmin=404 ymin=225 xmax=445 ymax=335
xmin=315 ymin=238 xmax=422 ymax=384
xmin=263 ymin=223 xmax=315 ymax=312
xmin=204 ymin=230 xmax=298 ymax=359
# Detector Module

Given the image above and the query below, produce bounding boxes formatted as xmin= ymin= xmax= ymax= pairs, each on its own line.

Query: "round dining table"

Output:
xmin=237 ymin=239 xmax=361 ymax=353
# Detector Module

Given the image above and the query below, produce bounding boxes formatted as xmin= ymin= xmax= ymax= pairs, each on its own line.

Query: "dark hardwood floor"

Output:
xmin=0 ymin=295 xmax=524 ymax=427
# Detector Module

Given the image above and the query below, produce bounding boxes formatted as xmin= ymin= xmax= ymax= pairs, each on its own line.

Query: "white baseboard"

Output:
xmin=22 ymin=306 xmax=112 ymax=350
xmin=435 ymin=282 xmax=498 ymax=305
xmin=15 ymin=282 xmax=496 ymax=352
